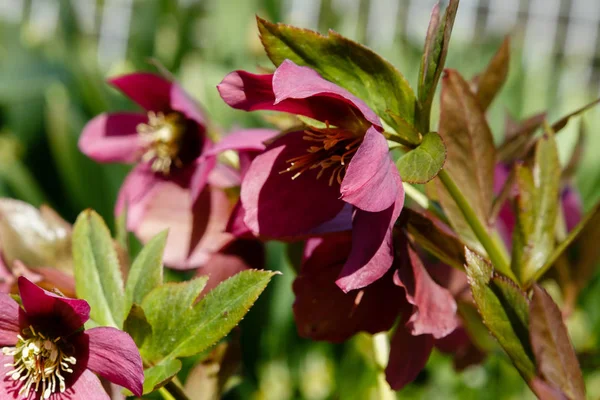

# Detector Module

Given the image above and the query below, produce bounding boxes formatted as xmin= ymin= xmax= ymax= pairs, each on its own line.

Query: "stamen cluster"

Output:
xmin=2 ymin=326 xmax=76 ymax=399
xmin=137 ymin=111 xmax=185 ymax=174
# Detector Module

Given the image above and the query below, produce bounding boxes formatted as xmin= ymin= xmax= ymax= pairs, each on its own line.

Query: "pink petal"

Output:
xmin=562 ymin=187 xmax=582 ymax=232
xmin=170 ymin=83 xmax=206 ymax=127
xmin=134 ymin=182 xmax=232 ymax=270
xmin=218 ymin=66 xmax=379 ymax=129
xmin=66 ymin=369 xmax=112 ymax=400
xmin=115 ymin=165 xmax=162 ymax=231
xmin=273 ymin=60 xmax=381 ymax=128
xmin=240 ymin=131 xmax=345 ymax=238
xmin=189 ymin=155 xmax=217 ymax=206
xmin=385 ymin=328 xmax=434 ymax=390
xmin=207 ymin=163 xmax=241 ymax=189
xmin=225 ymin=202 xmax=254 ymax=238
xmin=293 ymin=233 xmax=403 ymax=342
xmin=204 ymin=128 xmax=279 ymax=158
xmin=0 ymin=294 xmax=22 ymax=346
xmin=84 ymin=327 xmax=144 ymax=397
xmin=393 ymin=239 xmax=458 ymax=339
xmin=109 ymin=73 xmax=172 ymax=112
xmin=340 ymin=127 xmax=400 ymax=212
xmin=17 ymin=277 xmax=89 ymax=335
xmin=78 ymin=113 xmax=146 ymax=164
xmin=335 ymin=176 xmax=403 ymax=292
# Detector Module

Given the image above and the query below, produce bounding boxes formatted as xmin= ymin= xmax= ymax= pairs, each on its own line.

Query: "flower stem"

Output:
xmin=158 ymin=380 xmax=190 ymax=400
xmin=437 ymin=169 xmax=516 ymax=281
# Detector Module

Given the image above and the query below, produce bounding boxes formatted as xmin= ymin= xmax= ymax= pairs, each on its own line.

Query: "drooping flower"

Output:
xmin=292 ymin=232 xmax=458 ymax=389
xmin=0 ymin=199 xmax=75 ymax=296
xmin=0 ymin=277 xmax=143 ymax=399
xmin=78 ymin=72 xmax=213 ymax=230
xmin=218 ymin=60 xmax=404 ymax=291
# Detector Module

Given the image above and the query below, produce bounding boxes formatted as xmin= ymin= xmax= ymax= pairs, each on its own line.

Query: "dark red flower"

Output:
xmin=218 ymin=60 xmax=404 ymax=291
xmin=0 ymin=277 xmax=143 ymax=399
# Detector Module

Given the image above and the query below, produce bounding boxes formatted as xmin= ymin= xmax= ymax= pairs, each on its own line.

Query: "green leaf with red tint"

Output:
xmin=418 ymin=0 xmax=458 ymax=131
xmin=473 ymin=37 xmax=510 ymax=111
xmin=465 ymin=249 xmax=536 ymax=380
xmin=435 ymin=70 xmax=496 ymax=253
xmin=511 ymin=129 xmax=560 ymax=284
xmin=402 ymin=208 xmax=466 ymax=271
xmin=529 ymin=285 xmax=586 ymax=400
xmin=397 ymin=132 xmax=446 ymax=184
xmin=257 ymin=17 xmax=417 ymax=131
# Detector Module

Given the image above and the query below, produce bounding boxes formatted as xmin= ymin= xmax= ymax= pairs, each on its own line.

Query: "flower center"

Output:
xmin=137 ymin=111 xmax=185 ymax=175
xmin=280 ymin=125 xmax=361 ymax=186
xmin=2 ymin=326 xmax=76 ymax=399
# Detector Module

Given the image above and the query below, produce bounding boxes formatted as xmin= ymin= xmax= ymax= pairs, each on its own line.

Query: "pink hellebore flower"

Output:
xmin=78 ymin=73 xmax=212 ymax=229
xmin=0 ymin=277 xmax=143 ymax=399
xmin=218 ymin=60 xmax=404 ymax=291
xmin=293 ymin=233 xmax=458 ymax=390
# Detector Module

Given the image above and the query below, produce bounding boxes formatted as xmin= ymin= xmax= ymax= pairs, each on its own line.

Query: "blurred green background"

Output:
xmin=2 ymin=0 xmax=600 ymax=398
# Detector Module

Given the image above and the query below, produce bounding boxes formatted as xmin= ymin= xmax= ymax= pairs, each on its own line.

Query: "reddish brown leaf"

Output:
xmin=474 ymin=37 xmax=510 ymax=111
xmin=529 ymin=285 xmax=586 ymax=400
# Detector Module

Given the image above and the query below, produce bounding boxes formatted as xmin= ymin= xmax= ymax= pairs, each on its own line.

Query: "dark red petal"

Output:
xmin=385 ymin=328 xmax=434 ymax=390
xmin=272 ymin=60 xmax=381 ymax=128
xmin=293 ymin=233 xmax=403 ymax=342
xmin=78 ymin=112 xmax=146 ymax=164
xmin=336 ymin=183 xmax=403 ymax=292
xmin=17 ymin=277 xmax=89 ymax=335
xmin=0 ymin=295 xmax=23 ymax=346
xmin=562 ymin=187 xmax=582 ymax=232
xmin=109 ymin=73 xmax=172 ymax=112
xmin=84 ymin=327 xmax=144 ymax=397
xmin=393 ymin=239 xmax=458 ymax=339
xmin=240 ymin=131 xmax=344 ymax=238
xmin=225 ymin=201 xmax=255 ymax=238
xmin=435 ymin=326 xmax=486 ymax=371
xmin=341 ymin=128 xmax=400 ymax=212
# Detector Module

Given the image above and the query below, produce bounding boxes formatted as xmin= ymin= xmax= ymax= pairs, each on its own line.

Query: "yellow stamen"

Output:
xmin=137 ymin=111 xmax=185 ymax=175
xmin=2 ymin=326 xmax=76 ymax=399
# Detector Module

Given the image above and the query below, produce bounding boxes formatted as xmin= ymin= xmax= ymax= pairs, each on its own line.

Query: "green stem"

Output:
xmin=158 ymin=387 xmax=177 ymax=400
xmin=163 ymin=380 xmax=190 ymax=400
xmin=383 ymin=131 xmax=414 ymax=148
xmin=437 ymin=169 xmax=516 ymax=281
xmin=372 ymin=333 xmax=396 ymax=400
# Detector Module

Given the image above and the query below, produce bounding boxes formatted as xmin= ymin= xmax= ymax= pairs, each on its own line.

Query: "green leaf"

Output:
xmin=465 ymin=249 xmax=536 ymax=380
xmin=123 ymin=304 xmax=153 ymax=349
xmin=257 ymin=17 xmax=417 ymax=130
xmin=143 ymin=359 xmax=182 ymax=394
xmin=124 ymin=230 xmax=166 ymax=314
xmin=435 ymin=70 xmax=496 ymax=254
xmin=141 ymin=270 xmax=276 ymax=363
xmin=403 ymin=208 xmax=465 ymax=271
xmin=418 ymin=0 xmax=458 ymax=131
xmin=397 ymin=132 xmax=446 ymax=184
xmin=386 ymin=111 xmax=422 ymax=146
xmin=474 ymin=37 xmax=510 ymax=111
xmin=72 ymin=210 xmax=125 ymax=328
xmin=529 ymin=285 xmax=586 ymax=400
xmin=512 ymin=130 xmax=561 ymax=283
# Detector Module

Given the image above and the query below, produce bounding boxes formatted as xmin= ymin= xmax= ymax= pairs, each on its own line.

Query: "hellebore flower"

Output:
xmin=292 ymin=232 xmax=458 ymax=389
xmin=78 ymin=72 xmax=212 ymax=230
xmin=0 ymin=199 xmax=75 ymax=296
xmin=131 ymin=128 xmax=277 ymax=270
xmin=0 ymin=277 xmax=143 ymax=399
xmin=218 ymin=60 xmax=404 ymax=291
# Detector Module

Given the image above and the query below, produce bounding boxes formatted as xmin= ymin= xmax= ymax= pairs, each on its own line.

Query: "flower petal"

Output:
xmin=273 ymin=60 xmax=381 ymax=128
xmin=134 ymin=182 xmax=232 ymax=270
xmin=293 ymin=233 xmax=403 ymax=342
xmin=84 ymin=327 xmax=144 ymax=397
xmin=393 ymin=238 xmax=458 ymax=339
xmin=562 ymin=187 xmax=582 ymax=232
xmin=170 ymin=83 xmax=207 ymax=127
xmin=335 ymin=179 xmax=403 ymax=292
xmin=115 ymin=165 xmax=162 ymax=231
xmin=218 ymin=67 xmax=379 ymax=129
xmin=18 ymin=277 xmax=89 ymax=336
xmin=204 ymin=128 xmax=279 ymax=158
xmin=0 ymin=295 xmax=22 ymax=346
xmin=109 ymin=73 xmax=172 ymax=112
xmin=66 ymin=369 xmax=112 ymax=400
xmin=225 ymin=201 xmax=254 ymax=238
xmin=189 ymin=155 xmax=217 ymax=206
xmin=240 ymin=131 xmax=345 ymax=238
xmin=385 ymin=328 xmax=434 ymax=390
xmin=78 ymin=113 xmax=146 ymax=163
xmin=340 ymin=127 xmax=400 ymax=212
